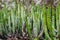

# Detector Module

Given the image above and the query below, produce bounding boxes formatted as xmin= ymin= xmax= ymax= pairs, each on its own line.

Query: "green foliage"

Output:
xmin=0 ymin=1 xmax=60 ymax=40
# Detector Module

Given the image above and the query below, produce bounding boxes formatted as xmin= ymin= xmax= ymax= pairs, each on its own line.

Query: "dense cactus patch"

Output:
xmin=0 ymin=0 xmax=60 ymax=40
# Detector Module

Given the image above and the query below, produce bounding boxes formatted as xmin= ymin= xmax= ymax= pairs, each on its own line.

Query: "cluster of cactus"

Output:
xmin=0 ymin=0 xmax=60 ymax=40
